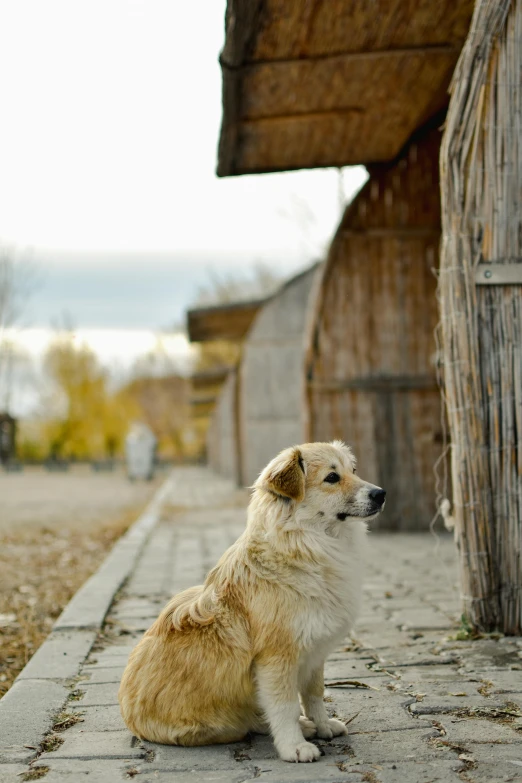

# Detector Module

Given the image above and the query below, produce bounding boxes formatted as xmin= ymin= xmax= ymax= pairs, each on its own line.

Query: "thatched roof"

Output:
xmin=187 ymin=299 xmax=265 ymax=342
xmin=217 ymin=0 xmax=474 ymax=175
xmin=190 ymin=366 xmax=233 ymax=392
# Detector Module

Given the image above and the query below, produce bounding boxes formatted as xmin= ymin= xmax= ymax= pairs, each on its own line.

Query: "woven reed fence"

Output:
xmin=440 ymin=0 xmax=522 ymax=632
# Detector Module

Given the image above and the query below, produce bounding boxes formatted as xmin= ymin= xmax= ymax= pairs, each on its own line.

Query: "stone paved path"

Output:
xmin=7 ymin=468 xmax=522 ymax=782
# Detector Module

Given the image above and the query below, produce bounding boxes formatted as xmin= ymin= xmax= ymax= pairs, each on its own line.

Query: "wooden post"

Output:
xmin=439 ymin=0 xmax=522 ymax=632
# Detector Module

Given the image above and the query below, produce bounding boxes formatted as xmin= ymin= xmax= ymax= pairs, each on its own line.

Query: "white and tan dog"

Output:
xmin=119 ymin=441 xmax=385 ymax=762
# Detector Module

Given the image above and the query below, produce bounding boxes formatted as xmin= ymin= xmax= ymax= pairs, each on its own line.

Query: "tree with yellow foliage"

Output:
xmin=43 ymin=333 xmax=138 ymax=460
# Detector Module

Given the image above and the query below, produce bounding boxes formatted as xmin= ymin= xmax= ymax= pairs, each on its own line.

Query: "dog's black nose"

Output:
xmin=369 ymin=488 xmax=386 ymax=506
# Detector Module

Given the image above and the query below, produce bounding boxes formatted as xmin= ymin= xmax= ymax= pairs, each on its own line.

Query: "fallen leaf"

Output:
xmin=325 ymin=679 xmax=380 ymax=691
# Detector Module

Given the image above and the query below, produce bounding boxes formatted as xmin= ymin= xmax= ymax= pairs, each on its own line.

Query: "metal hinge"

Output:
xmin=475 ymin=261 xmax=522 ymax=285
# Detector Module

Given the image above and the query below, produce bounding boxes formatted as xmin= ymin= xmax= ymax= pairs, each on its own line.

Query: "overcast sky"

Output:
xmin=0 ymin=0 xmax=366 ymax=332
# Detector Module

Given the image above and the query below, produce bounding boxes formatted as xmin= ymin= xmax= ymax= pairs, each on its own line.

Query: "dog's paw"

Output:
xmin=315 ymin=718 xmax=348 ymax=739
xmin=298 ymin=716 xmax=317 ymax=739
xmin=278 ymin=740 xmax=321 ymax=763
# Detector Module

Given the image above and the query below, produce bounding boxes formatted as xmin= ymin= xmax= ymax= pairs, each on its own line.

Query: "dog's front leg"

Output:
xmin=255 ymin=655 xmax=320 ymax=763
xmin=299 ymin=665 xmax=348 ymax=740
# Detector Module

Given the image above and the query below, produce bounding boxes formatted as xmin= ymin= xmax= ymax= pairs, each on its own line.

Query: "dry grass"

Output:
xmin=21 ymin=767 xmax=50 ymax=781
xmin=0 ymin=504 xmax=146 ymax=698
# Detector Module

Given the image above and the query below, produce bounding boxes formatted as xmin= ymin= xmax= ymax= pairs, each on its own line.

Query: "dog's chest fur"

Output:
xmin=291 ymin=521 xmax=366 ymax=650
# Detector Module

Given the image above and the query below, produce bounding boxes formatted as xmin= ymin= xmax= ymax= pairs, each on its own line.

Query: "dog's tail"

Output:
xmin=155 ymin=585 xmax=216 ymax=633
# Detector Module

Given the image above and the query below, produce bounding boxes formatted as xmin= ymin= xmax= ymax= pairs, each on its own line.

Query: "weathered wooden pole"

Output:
xmin=440 ymin=0 xmax=522 ymax=632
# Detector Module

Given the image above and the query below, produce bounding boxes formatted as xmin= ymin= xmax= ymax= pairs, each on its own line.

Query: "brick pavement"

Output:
xmin=4 ymin=467 xmax=522 ymax=782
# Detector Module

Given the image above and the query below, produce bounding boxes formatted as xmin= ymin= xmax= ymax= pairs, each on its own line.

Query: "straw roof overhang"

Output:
xmin=217 ymin=0 xmax=474 ymax=176
xmin=187 ymin=299 xmax=265 ymax=342
xmin=191 ymin=366 xmax=234 ymax=392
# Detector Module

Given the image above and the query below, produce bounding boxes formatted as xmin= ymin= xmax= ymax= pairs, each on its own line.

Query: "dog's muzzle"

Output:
xmin=369 ymin=488 xmax=386 ymax=509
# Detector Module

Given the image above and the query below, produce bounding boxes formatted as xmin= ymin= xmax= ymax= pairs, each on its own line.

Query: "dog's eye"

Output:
xmin=353 ymin=468 xmax=357 ymax=474
xmin=324 ymin=472 xmax=340 ymax=484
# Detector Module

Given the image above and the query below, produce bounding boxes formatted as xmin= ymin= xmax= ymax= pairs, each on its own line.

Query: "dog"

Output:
xmin=119 ymin=441 xmax=385 ymax=762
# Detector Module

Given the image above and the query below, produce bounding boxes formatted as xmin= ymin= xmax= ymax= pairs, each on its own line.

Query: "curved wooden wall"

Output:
xmin=240 ymin=264 xmax=320 ymax=486
xmin=306 ymin=123 xmax=443 ymax=530
xmin=206 ymin=369 xmax=240 ymax=483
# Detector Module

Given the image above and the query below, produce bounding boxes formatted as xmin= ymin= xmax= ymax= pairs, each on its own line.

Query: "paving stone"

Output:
xmin=343 ymin=727 xmax=439 ymax=763
xmin=42 ymin=731 xmax=145 ymax=760
xmin=463 ymin=743 xmax=522 ymax=765
xmin=147 ymin=769 xmax=262 ymax=783
xmin=69 ymin=705 xmax=124 ymax=732
xmin=253 ymin=767 xmax=364 ymax=782
xmin=397 ymin=666 xmax=480 ymax=685
xmin=440 ymin=715 xmax=521 ymax=744
xmin=222 ymin=739 xmax=369 ymax=781
xmin=0 ymin=679 xmax=67 ymax=763
xmin=0 ymin=764 xmax=28 ymax=782
xmin=112 ymin=597 xmax=163 ymax=614
xmin=331 ymin=691 xmax=425 ymax=731
xmin=108 ymin=617 xmax=155 ymax=633
xmin=82 ymin=666 xmax=125 ymax=684
xmin=34 ymin=759 xmax=141 ymax=782
xmin=75 ymin=682 xmax=120 ymax=706
xmin=389 ymin=607 xmax=452 ymax=631
xmin=87 ymin=644 xmax=136 ymax=659
xmin=16 ymin=630 xmax=97 ymax=681
xmin=372 ymin=649 xmax=462 ymax=668
xmin=327 ymin=651 xmax=377 ymax=662
xmin=230 ymin=734 xmax=278 ymax=761
xmin=410 ymin=694 xmax=519 ymax=716
xmin=466 ymin=764 xmax=522 ymax=783
xmin=350 ymin=760 xmax=466 ymax=782
xmin=323 ymin=688 xmax=391 ymax=715
xmin=323 ymin=671 xmax=388 ymax=688
xmin=83 ymin=655 xmax=130 ymax=670
xmin=110 ymin=610 xmax=159 ymax=625
xmin=459 ymin=641 xmax=521 ymax=672
xmin=142 ymin=740 xmax=242 ymax=770
xmin=466 ymin=670 xmax=522 ymax=695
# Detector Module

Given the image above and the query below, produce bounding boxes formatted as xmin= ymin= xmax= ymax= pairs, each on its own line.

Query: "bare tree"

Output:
xmin=194 ymin=262 xmax=284 ymax=306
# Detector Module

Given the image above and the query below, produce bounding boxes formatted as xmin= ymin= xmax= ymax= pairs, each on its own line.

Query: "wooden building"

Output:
xmin=204 ymin=265 xmax=320 ymax=485
xmin=218 ymin=0 xmax=474 ymax=176
xmin=439 ymin=0 xmax=522 ymax=632
xmin=217 ymin=1 xmax=522 ymax=630
xmin=205 ymin=369 xmax=240 ymax=483
xmin=306 ymin=124 xmax=442 ymax=529
xmin=187 ymin=299 xmax=264 ymax=343
xmin=187 ymin=300 xmax=265 ymax=460
xmin=216 ymin=0 xmax=475 ymax=530
xmin=240 ymin=263 xmax=320 ymax=485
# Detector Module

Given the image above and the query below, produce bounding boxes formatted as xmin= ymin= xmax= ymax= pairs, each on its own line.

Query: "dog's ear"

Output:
xmin=258 ymin=447 xmax=306 ymax=502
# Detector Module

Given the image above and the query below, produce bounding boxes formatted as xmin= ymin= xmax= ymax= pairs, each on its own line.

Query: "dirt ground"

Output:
xmin=0 ymin=464 xmax=164 ymax=697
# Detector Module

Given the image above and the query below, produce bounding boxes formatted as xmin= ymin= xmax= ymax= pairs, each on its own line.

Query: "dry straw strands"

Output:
xmin=440 ymin=0 xmax=522 ymax=632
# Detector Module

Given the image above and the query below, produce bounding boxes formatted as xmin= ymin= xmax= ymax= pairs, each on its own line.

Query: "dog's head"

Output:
xmin=255 ymin=441 xmax=385 ymax=526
